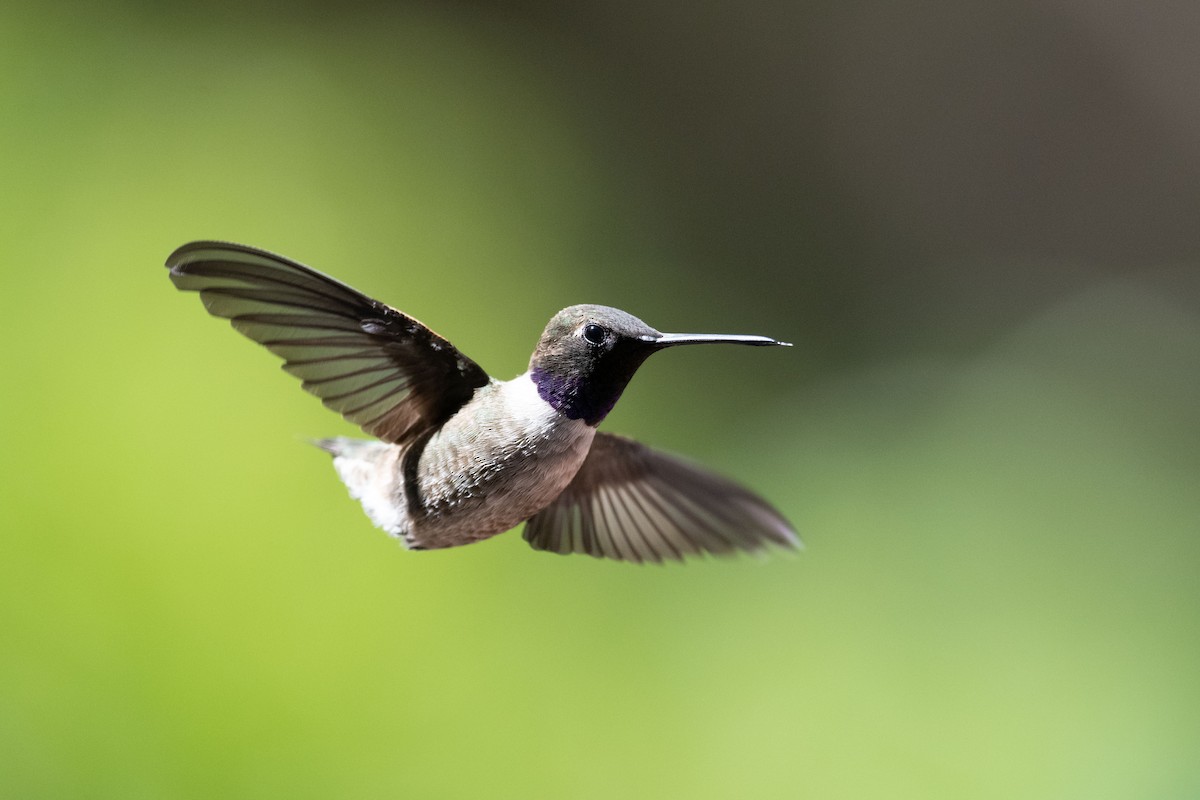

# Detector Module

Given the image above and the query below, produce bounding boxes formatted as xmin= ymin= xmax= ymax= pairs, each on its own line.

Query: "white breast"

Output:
xmin=407 ymin=373 xmax=596 ymax=548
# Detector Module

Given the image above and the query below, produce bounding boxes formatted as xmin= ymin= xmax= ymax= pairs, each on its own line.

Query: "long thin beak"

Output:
xmin=647 ymin=332 xmax=792 ymax=348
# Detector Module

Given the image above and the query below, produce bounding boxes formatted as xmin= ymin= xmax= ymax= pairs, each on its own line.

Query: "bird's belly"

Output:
xmin=408 ymin=393 xmax=595 ymax=550
xmin=410 ymin=422 xmax=595 ymax=549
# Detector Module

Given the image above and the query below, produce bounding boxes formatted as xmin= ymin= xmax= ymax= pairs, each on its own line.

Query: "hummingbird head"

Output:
xmin=529 ymin=304 xmax=790 ymax=426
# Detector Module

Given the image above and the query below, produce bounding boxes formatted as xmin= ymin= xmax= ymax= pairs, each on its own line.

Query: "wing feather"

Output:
xmin=167 ymin=241 xmax=490 ymax=444
xmin=524 ymin=433 xmax=799 ymax=562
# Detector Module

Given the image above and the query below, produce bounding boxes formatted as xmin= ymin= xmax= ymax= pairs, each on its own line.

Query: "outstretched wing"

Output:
xmin=167 ymin=241 xmax=490 ymax=445
xmin=524 ymin=432 xmax=798 ymax=563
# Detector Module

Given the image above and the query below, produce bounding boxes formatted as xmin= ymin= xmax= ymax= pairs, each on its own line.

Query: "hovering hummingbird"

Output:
xmin=167 ymin=241 xmax=798 ymax=562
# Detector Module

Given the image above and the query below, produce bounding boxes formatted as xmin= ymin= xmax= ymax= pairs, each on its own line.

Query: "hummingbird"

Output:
xmin=167 ymin=241 xmax=798 ymax=562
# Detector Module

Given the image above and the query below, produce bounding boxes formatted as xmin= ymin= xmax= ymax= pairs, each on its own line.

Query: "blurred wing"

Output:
xmin=167 ymin=241 xmax=490 ymax=445
xmin=524 ymin=433 xmax=799 ymax=563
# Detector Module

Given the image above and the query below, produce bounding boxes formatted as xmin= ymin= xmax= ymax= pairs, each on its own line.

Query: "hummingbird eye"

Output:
xmin=581 ymin=323 xmax=608 ymax=346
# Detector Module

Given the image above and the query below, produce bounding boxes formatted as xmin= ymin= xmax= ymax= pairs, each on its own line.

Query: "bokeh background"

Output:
xmin=3 ymin=2 xmax=1198 ymax=797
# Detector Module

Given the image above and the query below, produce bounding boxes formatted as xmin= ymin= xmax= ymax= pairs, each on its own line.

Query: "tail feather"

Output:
xmin=310 ymin=436 xmax=375 ymax=458
xmin=311 ymin=437 xmax=341 ymax=455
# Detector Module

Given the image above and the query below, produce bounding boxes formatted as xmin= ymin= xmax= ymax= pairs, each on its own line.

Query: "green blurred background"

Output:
xmin=3 ymin=2 xmax=1198 ymax=797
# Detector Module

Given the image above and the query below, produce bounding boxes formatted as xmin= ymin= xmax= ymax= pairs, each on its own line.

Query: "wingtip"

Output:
xmin=164 ymin=240 xmax=210 ymax=270
xmin=164 ymin=240 xmax=265 ymax=272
